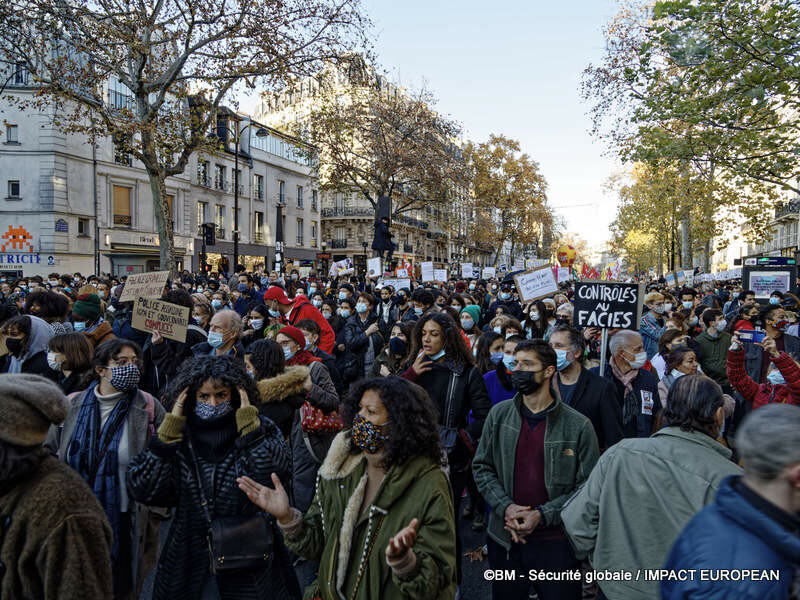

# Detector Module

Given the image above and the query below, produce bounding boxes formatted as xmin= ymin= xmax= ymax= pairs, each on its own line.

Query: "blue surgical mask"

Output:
xmin=767 ymin=370 xmax=785 ymax=385
xmin=73 ymin=321 xmax=86 ymax=332
xmin=469 ymin=284 xmax=476 ymax=291
xmin=493 ymin=326 xmax=502 ymax=335
xmin=682 ymin=301 xmax=693 ymax=309
xmin=670 ymin=369 xmax=685 ymax=380
xmin=312 ymin=299 xmax=322 ymax=308
xmin=309 ymin=287 xmax=317 ymax=294
xmin=490 ymin=351 xmax=503 ymax=365
xmin=322 ymin=311 xmax=332 ymax=319
xmin=260 ymin=277 xmax=269 ymax=285
xmin=428 ymin=349 xmax=445 ymax=360
xmin=689 ymin=316 xmax=699 ymax=326
xmin=731 ymin=292 xmax=739 ymax=299
xmin=502 ymin=353 xmax=516 ymax=370
xmin=250 ymin=319 xmax=263 ymax=330
xmin=268 ymin=309 xmax=280 ymax=318
xmin=461 ymin=317 xmax=474 ymax=331
xmin=414 ymin=307 xmax=423 ymax=316
xmin=555 ymin=348 xmax=571 ymax=371
xmin=237 ymin=283 xmax=249 ymax=293
xmin=499 ymin=292 xmax=510 ymax=301
xmin=770 ymin=297 xmax=780 ymax=305
xmin=212 ymin=299 xmax=222 ymax=309
xmin=356 ymin=302 xmax=368 ymax=314
xmin=339 ymin=309 xmax=351 ymax=319
xmin=283 ymin=346 xmax=295 ymax=361
xmin=338 ymin=291 xmax=348 ymax=301
xmin=207 ymin=331 xmax=225 ymax=348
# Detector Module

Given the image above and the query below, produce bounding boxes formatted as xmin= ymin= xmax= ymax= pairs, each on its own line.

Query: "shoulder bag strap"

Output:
xmin=288 ymin=302 xmax=311 ymax=325
xmin=186 ymin=437 xmax=214 ymax=526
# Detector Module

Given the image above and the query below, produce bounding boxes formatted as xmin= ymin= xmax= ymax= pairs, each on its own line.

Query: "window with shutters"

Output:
xmin=113 ymin=185 xmax=132 ymax=226
xmin=166 ymin=194 xmax=175 ymax=231
xmin=296 ymin=218 xmax=304 ymax=246
xmin=197 ymin=201 xmax=208 ymax=233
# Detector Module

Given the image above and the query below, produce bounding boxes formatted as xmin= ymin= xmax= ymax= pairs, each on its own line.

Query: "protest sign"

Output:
xmin=461 ymin=263 xmax=474 ymax=279
xmin=513 ymin=257 xmax=525 ymax=271
xmin=482 ymin=266 xmax=496 ymax=280
xmin=396 ymin=266 xmax=410 ymax=278
xmin=379 ymin=278 xmax=411 ymax=291
xmin=750 ymin=271 xmax=791 ymax=298
xmin=665 ymin=272 xmax=676 ymax=287
xmin=131 ymin=297 xmax=190 ymax=342
xmin=421 ymin=261 xmax=435 ymax=282
xmin=574 ymin=281 xmax=644 ymax=330
xmin=434 ymin=269 xmax=448 ymax=282
xmin=119 ymin=271 xmax=169 ymax=302
xmin=329 ymin=258 xmax=354 ymax=277
xmin=366 ymin=257 xmax=381 ymax=278
xmin=513 ymin=265 xmax=559 ymax=302
xmin=557 ymin=267 xmax=571 ymax=282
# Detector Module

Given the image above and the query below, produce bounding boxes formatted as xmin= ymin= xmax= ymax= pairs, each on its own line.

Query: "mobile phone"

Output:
xmin=738 ymin=330 xmax=765 ymax=343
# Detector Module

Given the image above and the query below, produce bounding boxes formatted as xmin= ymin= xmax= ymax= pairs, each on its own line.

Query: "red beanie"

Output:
xmin=280 ymin=325 xmax=306 ymax=349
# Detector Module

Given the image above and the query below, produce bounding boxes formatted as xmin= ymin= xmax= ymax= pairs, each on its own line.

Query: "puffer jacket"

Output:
xmin=662 ymin=475 xmax=800 ymax=600
xmin=342 ymin=313 xmax=384 ymax=382
xmin=727 ymin=347 xmax=800 ymax=408
xmin=284 ymin=432 xmax=457 ymax=600
xmin=126 ymin=408 xmax=298 ymax=600
xmin=255 ymin=366 xmax=308 ymax=438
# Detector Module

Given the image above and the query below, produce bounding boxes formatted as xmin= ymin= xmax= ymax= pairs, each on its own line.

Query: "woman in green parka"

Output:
xmin=237 ymin=376 xmax=457 ymax=600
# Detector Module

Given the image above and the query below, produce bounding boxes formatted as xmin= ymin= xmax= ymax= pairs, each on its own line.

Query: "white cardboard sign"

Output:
xmin=513 ymin=265 xmax=559 ymax=302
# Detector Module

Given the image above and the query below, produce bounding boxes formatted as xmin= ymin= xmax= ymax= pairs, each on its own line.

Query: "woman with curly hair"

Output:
xmin=24 ymin=289 xmax=72 ymax=335
xmin=245 ymin=339 xmax=306 ymax=438
xmin=400 ymin=311 xmax=490 ymax=585
xmin=127 ymin=355 xmax=298 ymax=600
xmin=237 ymin=376 xmax=457 ymax=600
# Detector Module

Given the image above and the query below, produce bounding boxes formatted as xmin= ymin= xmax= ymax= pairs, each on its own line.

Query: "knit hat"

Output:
xmin=72 ymin=293 xmax=102 ymax=321
xmin=461 ymin=305 xmax=481 ymax=324
xmin=263 ymin=286 xmax=292 ymax=305
xmin=0 ymin=374 xmax=69 ymax=446
xmin=279 ymin=325 xmax=306 ymax=350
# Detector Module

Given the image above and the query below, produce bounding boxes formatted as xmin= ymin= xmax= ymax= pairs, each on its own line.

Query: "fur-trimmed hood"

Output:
xmin=317 ymin=430 xmax=364 ymax=481
xmin=255 ymin=365 xmax=309 ymax=404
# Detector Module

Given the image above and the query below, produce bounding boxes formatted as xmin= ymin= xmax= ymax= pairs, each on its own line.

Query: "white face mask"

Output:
xmin=46 ymin=351 xmax=62 ymax=372
xmin=627 ymin=350 xmax=648 ymax=370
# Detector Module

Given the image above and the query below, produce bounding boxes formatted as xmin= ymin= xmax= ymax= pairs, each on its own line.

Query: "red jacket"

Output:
xmin=281 ymin=300 xmax=335 ymax=354
xmin=726 ymin=347 xmax=800 ymax=409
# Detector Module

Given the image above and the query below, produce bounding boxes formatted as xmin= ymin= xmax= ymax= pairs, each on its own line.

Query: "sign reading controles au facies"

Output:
xmin=574 ymin=281 xmax=645 ymax=331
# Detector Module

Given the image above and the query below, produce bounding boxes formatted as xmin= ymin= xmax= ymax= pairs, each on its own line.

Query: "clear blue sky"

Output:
xmin=365 ymin=0 xmax=621 ymax=246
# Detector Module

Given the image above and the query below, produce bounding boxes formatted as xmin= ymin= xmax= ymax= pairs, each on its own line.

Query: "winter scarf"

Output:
xmin=286 ymin=349 xmax=322 ymax=367
xmin=610 ymin=356 xmax=640 ymax=426
xmin=66 ymin=381 xmax=132 ymax=560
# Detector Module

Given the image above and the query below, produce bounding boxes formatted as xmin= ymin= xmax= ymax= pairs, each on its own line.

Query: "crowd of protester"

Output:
xmin=0 ymin=267 xmax=797 ymax=600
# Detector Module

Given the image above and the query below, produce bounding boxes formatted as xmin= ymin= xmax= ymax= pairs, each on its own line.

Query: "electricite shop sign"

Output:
xmin=574 ymin=281 xmax=645 ymax=331
xmin=0 ymin=254 xmax=42 ymax=264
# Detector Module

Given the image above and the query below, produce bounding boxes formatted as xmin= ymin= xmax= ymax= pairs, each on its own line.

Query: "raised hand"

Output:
xmin=238 ymin=386 xmax=250 ymax=407
xmin=411 ymin=351 xmax=433 ymax=376
xmin=386 ymin=518 xmax=418 ymax=560
xmin=172 ymin=387 xmax=189 ymax=417
xmin=237 ymin=474 xmax=293 ymax=524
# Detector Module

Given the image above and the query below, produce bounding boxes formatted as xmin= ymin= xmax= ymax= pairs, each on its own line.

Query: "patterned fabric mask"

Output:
xmin=351 ymin=414 xmax=389 ymax=454
xmin=108 ymin=364 xmax=140 ymax=392
xmin=194 ymin=400 xmax=233 ymax=420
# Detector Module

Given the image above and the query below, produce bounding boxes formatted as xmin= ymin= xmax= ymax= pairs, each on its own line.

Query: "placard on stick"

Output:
xmin=421 ymin=261 xmax=435 ymax=282
xmin=574 ymin=281 xmax=645 ymax=331
xmin=131 ymin=297 xmax=190 ymax=342
xmin=513 ymin=265 xmax=559 ymax=302
xmin=461 ymin=263 xmax=474 ymax=279
xmin=434 ymin=269 xmax=448 ymax=282
xmin=366 ymin=257 xmax=381 ymax=278
xmin=119 ymin=271 xmax=170 ymax=302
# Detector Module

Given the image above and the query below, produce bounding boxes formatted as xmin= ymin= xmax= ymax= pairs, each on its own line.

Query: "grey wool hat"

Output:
xmin=0 ymin=374 xmax=69 ymax=446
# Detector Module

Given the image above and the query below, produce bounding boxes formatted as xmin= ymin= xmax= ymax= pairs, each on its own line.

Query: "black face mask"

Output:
xmin=511 ymin=370 xmax=544 ymax=395
xmin=5 ymin=337 xmax=23 ymax=356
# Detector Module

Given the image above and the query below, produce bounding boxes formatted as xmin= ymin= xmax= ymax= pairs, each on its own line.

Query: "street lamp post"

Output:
xmin=275 ymin=200 xmax=285 ymax=277
xmin=321 ymin=240 xmax=328 ymax=275
xmin=362 ymin=241 xmax=368 ymax=278
xmin=222 ymin=121 xmax=268 ymax=271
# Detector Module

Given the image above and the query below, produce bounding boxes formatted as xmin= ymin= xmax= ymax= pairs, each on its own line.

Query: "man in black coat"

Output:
xmin=549 ymin=327 xmax=623 ymax=450
xmin=371 ymin=216 xmax=393 ymax=261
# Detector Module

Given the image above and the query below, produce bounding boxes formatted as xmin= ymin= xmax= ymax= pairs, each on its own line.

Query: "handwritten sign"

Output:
xmin=119 ymin=271 xmax=169 ymax=302
xmin=379 ymin=278 xmax=411 ymax=291
xmin=421 ymin=261 xmax=435 ymax=282
xmin=461 ymin=263 xmax=473 ymax=279
xmin=574 ymin=281 xmax=644 ymax=330
xmin=366 ymin=257 xmax=381 ymax=278
xmin=395 ymin=267 xmax=410 ymax=278
xmin=131 ymin=297 xmax=190 ymax=342
xmin=557 ymin=267 xmax=571 ymax=283
xmin=482 ymin=267 xmax=496 ymax=280
xmin=434 ymin=269 xmax=448 ymax=282
xmin=513 ymin=265 xmax=559 ymax=302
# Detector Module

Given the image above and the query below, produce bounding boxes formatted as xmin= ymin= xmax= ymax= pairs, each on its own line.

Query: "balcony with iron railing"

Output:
xmin=214 ymin=178 xmax=228 ymax=192
xmin=403 ymin=244 xmax=413 ymax=253
xmin=114 ymin=214 xmax=132 ymax=227
xmin=216 ymin=227 xmax=225 ymax=239
xmin=397 ymin=215 xmax=429 ymax=230
xmin=321 ymin=206 xmax=374 ymax=218
xmin=296 ymin=236 xmax=304 ymax=246
xmin=330 ymin=239 xmax=348 ymax=249
xmin=253 ymin=231 xmax=264 ymax=243
xmin=775 ymin=199 xmax=800 ymax=220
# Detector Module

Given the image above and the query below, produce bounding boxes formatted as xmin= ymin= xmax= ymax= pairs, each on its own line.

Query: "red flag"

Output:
xmin=581 ymin=263 xmax=589 ymax=279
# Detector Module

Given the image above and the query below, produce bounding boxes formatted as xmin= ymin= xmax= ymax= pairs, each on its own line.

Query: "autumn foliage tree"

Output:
xmin=287 ymin=59 xmax=468 ymax=218
xmin=463 ymin=135 xmax=552 ymax=267
xmin=0 ymin=0 xmax=369 ymax=274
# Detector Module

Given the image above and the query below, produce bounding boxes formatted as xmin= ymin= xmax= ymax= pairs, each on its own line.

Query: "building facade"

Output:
xmin=0 ymin=74 xmax=319 ymax=277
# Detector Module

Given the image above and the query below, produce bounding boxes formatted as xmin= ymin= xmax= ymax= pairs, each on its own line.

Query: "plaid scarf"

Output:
xmin=610 ymin=356 xmax=640 ymax=426
xmin=67 ymin=381 xmax=132 ymax=561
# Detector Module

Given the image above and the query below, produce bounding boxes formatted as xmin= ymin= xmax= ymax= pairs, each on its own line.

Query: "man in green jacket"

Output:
xmin=473 ymin=339 xmax=599 ymax=600
xmin=694 ymin=308 xmax=733 ymax=392
xmin=560 ymin=374 xmax=742 ymax=600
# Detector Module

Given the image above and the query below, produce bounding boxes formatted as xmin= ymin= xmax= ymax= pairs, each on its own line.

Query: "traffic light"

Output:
xmin=202 ymin=223 xmax=215 ymax=246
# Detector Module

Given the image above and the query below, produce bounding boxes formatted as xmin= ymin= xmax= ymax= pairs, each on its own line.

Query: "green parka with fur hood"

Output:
xmin=284 ymin=431 xmax=457 ymax=600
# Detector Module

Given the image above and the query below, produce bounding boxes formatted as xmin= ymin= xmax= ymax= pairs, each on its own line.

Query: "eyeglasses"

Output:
xmin=107 ymin=356 xmax=139 ymax=367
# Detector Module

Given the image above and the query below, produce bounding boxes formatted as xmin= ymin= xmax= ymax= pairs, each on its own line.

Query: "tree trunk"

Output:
xmin=147 ymin=170 xmax=179 ymax=277
xmin=680 ymin=214 xmax=691 ymax=270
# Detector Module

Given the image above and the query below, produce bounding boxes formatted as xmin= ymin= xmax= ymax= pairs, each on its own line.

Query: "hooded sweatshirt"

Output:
xmin=8 ymin=316 xmax=54 ymax=373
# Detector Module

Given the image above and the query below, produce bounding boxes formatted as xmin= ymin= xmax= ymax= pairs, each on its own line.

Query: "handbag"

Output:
xmin=187 ymin=438 xmax=273 ymax=574
xmin=301 ymin=401 xmax=344 ymax=434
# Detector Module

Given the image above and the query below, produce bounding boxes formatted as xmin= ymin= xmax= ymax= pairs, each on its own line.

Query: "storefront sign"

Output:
xmin=120 ymin=270 xmax=170 ymax=302
xmin=131 ymin=297 xmax=189 ymax=342
xmin=574 ymin=281 xmax=644 ymax=330
xmin=0 ymin=254 xmax=42 ymax=264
